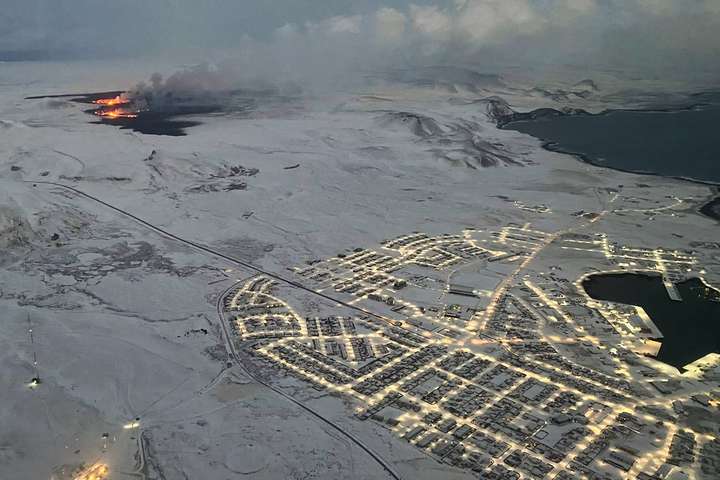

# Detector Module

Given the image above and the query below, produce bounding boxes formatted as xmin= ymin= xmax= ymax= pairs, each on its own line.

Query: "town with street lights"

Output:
xmin=3 ymin=56 xmax=720 ymax=480
xmin=222 ymin=220 xmax=720 ymax=480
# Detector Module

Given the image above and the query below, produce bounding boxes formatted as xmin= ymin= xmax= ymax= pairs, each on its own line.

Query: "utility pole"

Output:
xmin=27 ymin=312 xmax=40 ymax=386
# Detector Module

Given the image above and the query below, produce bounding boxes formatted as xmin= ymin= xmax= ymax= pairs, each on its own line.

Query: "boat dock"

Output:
xmin=663 ymin=277 xmax=683 ymax=302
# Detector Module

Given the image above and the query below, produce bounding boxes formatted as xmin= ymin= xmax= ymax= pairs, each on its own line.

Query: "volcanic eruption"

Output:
xmin=92 ymin=94 xmax=139 ymax=119
xmin=81 ymin=86 xmax=210 ymax=136
xmin=27 ymin=65 xmax=286 ymax=136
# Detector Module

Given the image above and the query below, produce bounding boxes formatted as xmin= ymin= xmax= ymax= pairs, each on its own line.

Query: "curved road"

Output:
xmin=215 ymin=282 xmax=403 ymax=480
xmin=28 ymin=180 xmax=403 ymax=480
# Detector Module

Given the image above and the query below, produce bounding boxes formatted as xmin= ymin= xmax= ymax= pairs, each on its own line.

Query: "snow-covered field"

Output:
xmin=1 ymin=60 xmax=717 ymax=479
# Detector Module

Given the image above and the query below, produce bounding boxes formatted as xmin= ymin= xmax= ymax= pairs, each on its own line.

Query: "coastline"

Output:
xmin=535 ymin=139 xmax=720 ymax=188
xmin=495 ymin=102 xmax=714 ymax=131
xmin=699 ymin=194 xmax=720 ymax=221
xmin=497 ymin=104 xmax=720 ymax=222
xmin=536 ymin=139 xmax=720 ymax=222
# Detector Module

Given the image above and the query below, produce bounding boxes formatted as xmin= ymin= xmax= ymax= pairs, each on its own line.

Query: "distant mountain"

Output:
xmin=376 ymin=108 xmax=527 ymax=168
xmin=573 ymin=79 xmax=600 ymax=92
xmin=385 ymin=66 xmax=505 ymax=93
xmin=377 ymin=111 xmax=444 ymax=138
xmin=479 ymin=97 xmax=591 ymax=127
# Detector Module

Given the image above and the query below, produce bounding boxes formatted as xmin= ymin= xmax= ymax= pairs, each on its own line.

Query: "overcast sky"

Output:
xmin=1 ymin=0 xmax=719 ymax=79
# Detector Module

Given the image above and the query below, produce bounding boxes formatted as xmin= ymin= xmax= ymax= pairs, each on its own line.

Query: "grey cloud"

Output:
xmin=1 ymin=0 xmax=718 ymax=83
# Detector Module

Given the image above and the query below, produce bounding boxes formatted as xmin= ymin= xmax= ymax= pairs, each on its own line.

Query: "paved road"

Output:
xmin=28 ymin=181 xmax=402 ymax=326
xmin=216 ymin=283 xmax=403 ymax=480
xmin=29 ymin=180 xmax=404 ymax=480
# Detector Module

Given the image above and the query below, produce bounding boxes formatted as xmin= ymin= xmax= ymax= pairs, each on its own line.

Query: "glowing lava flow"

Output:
xmin=92 ymin=94 xmax=138 ymax=119
xmin=93 ymin=95 xmax=126 ymax=106
xmin=95 ymin=108 xmax=138 ymax=119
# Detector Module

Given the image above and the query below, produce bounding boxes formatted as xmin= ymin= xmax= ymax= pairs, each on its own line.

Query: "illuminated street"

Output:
xmin=222 ymin=220 xmax=720 ymax=480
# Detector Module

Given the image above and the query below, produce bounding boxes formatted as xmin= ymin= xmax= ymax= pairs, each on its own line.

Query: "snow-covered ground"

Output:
xmin=1 ymin=60 xmax=717 ymax=479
